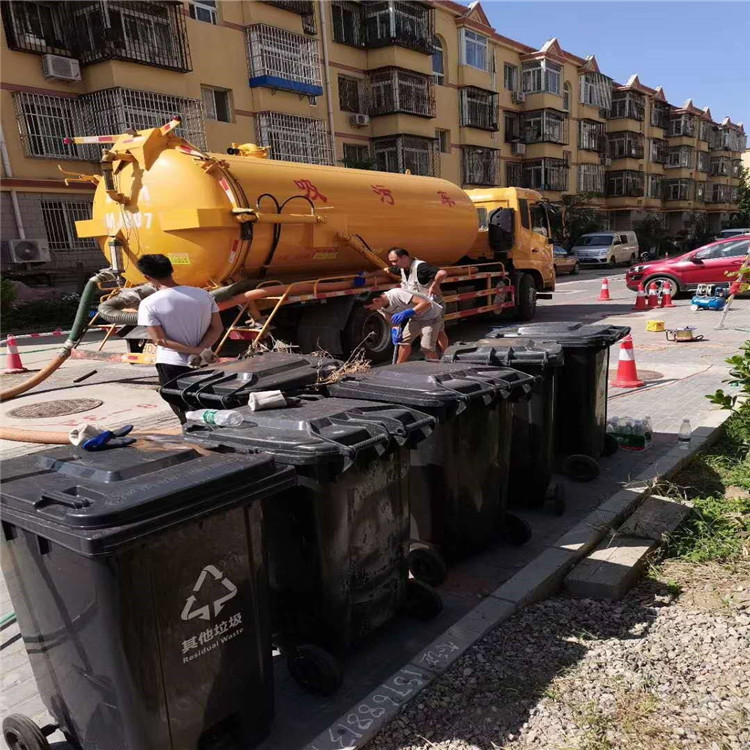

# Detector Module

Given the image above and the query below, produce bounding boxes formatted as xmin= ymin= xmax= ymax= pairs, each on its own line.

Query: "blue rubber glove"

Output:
xmin=82 ymin=424 xmax=135 ymax=451
xmin=353 ymin=272 xmax=366 ymax=288
xmin=391 ymin=309 xmax=416 ymax=326
xmin=391 ymin=327 xmax=402 ymax=345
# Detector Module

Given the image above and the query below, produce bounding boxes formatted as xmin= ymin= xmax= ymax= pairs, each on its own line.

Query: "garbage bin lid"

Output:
xmin=443 ymin=338 xmax=564 ymax=369
xmin=487 ymin=322 xmax=630 ymax=350
xmin=160 ymin=352 xmax=341 ymax=410
xmin=0 ymin=438 xmax=296 ymax=553
xmin=184 ymin=396 xmax=435 ymax=469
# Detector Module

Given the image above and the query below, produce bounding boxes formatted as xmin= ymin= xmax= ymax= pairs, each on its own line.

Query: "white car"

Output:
xmin=572 ymin=231 xmax=640 ymax=267
xmin=717 ymin=228 xmax=750 ymax=240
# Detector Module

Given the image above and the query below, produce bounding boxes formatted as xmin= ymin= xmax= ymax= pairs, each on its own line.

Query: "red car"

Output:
xmin=625 ymin=235 xmax=750 ymax=293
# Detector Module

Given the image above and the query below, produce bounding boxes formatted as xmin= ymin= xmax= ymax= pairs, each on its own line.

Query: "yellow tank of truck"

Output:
xmin=75 ymin=126 xmax=480 ymax=288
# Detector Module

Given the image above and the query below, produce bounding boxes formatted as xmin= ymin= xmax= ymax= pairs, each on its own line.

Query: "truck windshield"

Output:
xmin=577 ymin=235 xmax=613 ymax=246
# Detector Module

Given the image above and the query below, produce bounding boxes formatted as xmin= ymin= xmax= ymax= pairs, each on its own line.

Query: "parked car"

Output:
xmin=572 ymin=231 xmax=639 ymax=268
xmin=553 ymin=245 xmax=580 ymax=275
xmin=625 ymin=235 xmax=750 ymax=293
xmin=716 ymin=228 xmax=750 ymax=240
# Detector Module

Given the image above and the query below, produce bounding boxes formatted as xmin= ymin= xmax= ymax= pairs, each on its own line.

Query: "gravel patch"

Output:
xmin=367 ymin=561 xmax=750 ymax=750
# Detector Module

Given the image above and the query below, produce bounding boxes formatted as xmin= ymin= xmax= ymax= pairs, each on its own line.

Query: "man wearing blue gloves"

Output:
xmin=365 ymin=289 xmax=444 ymax=364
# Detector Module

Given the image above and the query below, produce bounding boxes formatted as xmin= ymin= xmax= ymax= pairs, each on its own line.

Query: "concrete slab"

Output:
xmin=618 ymin=494 xmax=692 ymax=541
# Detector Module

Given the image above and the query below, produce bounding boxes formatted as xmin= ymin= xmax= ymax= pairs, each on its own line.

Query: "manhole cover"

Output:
xmin=609 ymin=368 xmax=663 ymax=383
xmin=9 ymin=398 xmax=103 ymax=419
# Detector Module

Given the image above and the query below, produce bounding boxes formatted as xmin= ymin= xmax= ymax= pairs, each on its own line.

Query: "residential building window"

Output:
xmin=579 ymin=72 xmax=612 ymax=110
xmin=41 ymin=198 xmax=97 ymax=252
xmin=664 ymin=146 xmax=693 ymax=168
xmin=12 ymin=92 xmax=83 ymax=159
xmin=695 ymin=181 xmax=706 ymax=202
xmin=247 ymin=25 xmax=322 ymax=96
xmin=436 ymin=129 xmax=450 ymax=154
xmin=608 ymin=131 xmax=644 ymax=160
xmin=578 ymin=164 xmax=605 ymax=194
xmin=606 ymin=170 xmax=645 ymax=197
xmin=699 ymin=120 xmax=713 ymax=142
xmin=504 ymin=111 xmax=521 ymax=142
xmin=201 ymin=86 xmax=231 ymax=122
xmin=696 ymin=151 xmax=709 ymax=172
xmin=717 ymin=127 xmax=747 ymax=152
xmin=372 ymin=135 xmax=438 ymax=176
xmin=459 ymin=87 xmax=498 ymax=131
xmin=663 ymin=179 xmax=693 ymax=201
xmin=188 ymin=0 xmax=217 ymax=24
xmin=363 ymin=1 xmax=433 ymax=54
xmin=521 ymin=109 xmax=568 ymax=144
xmin=669 ymin=113 xmax=695 ymax=137
xmin=462 ymin=146 xmax=499 ymax=186
xmin=522 ymin=60 xmax=561 ymax=95
xmin=562 ymin=82 xmax=571 ymax=112
xmin=1 ymin=0 xmax=72 ymax=55
xmin=731 ymin=159 xmax=742 ymax=178
xmin=338 ymin=75 xmax=363 ymax=113
xmin=523 ymin=158 xmax=568 ymax=191
xmin=461 ymin=28 xmax=488 ymax=71
xmin=504 ymin=64 xmax=518 ymax=91
xmin=256 ymin=111 xmax=333 ymax=165
xmin=650 ymin=101 xmax=670 ymax=130
xmin=432 ymin=35 xmax=444 ymax=85
xmin=369 ymin=68 xmax=434 ymax=118
xmin=710 ymin=156 xmax=731 ymax=176
xmin=331 ymin=1 xmax=362 ymax=46
xmin=342 ymin=142 xmax=371 ymax=167
xmin=506 ymin=161 xmax=523 ymax=187
xmin=649 ymin=139 xmax=667 ymax=164
xmin=579 ymin=120 xmax=605 ymax=152
xmin=647 ymin=175 xmax=662 ymax=199
xmin=708 ymin=183 xmax=734 ymax=203
xmin=610 ymin=91 xmax=645 ymax=121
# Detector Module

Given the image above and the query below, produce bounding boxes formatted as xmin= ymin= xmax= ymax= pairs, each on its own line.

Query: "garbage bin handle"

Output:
xmin=306 ymin=422 xmax=388 ymax=459
xmin=37 ymin=489 xmax=92 ymax=510
xmin=436 ymin=378 xmax=495 ymax=407
xmin=337 ymin=412 xmax=409 ymax=446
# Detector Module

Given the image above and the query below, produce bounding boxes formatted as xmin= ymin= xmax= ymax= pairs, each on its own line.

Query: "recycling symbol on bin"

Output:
xmin=180 ymin=564 xmax=238 ymax=621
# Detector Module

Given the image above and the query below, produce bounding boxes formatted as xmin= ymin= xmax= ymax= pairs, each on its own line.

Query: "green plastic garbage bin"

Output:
xmin=184 ymin=395 xmax=440 ymax=696
xmin=0 ymin=439 xmax=295 ymax=750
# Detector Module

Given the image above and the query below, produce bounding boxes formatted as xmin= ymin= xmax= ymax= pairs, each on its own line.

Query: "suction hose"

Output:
xmin=0 ymin=270 xmax=112 ymax=403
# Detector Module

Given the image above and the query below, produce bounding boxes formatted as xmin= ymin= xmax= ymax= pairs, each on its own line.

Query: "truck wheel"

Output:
xmin=287 ymin=644 xmax=343 ymax=696
xmin=344 ymin=304 xmax=392 ymax=363
xmin=515 ymin=274 xmax=537 ymax=321
xmin=408 ymin=545 xmax=448 ymax=587
xmin=3 ymin=715 xmax=51 ymax=750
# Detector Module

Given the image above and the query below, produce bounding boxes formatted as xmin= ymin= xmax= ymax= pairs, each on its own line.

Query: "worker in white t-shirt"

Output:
xmin=136 ymin=254 xmax=223 ymax=422
xmin=365 ymin=288 xmax=443 ymax=364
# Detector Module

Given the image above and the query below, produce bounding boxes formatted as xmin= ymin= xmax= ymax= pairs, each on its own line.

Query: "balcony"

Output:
xmin=247 ymin=24 xmax=323 ymax=97
xmin=522 ymin=158 xmax=569 ymax=192
xmin=609 ymin=91 xmax=645 ymax=122
xmin=650 ymin=102 xmax=671 ymax=130
xmin=459 ymin=87 xmax=498 ymax=131
xmin=606 ymin=170 xmax=645 ymax=198
xmin=665 ymin=146 xmax=694 ymax=170
xmin=608 ymin=132 xmax=644 ymax=160
xmin=520 ymin=109 xmax=569 ymax=145
xmin=369 ymin=68 xmax=434 ymax=118
xmin=669 ymin=114 xmax=695 ymax=138
xmin=663 ymin=179 xmax=694 ymax=202
xmin=710 ymin=157 xmax=731 ymax=176
xmin=462 ymin=146 xmax=499 ymax=186
xmin=2 ymin=1 xmax=192 ymax=72
xmin=579 ymin=120 xmax=607 ymax=153
xmin=372 ymin=134 xmax=439 ymax=176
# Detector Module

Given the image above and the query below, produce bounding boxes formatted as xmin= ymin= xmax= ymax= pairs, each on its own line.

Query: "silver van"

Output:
xmin=572 ymin=231 xmax=639 ymax=267
xmin=717 ymin=228 xmax=750 ymax=240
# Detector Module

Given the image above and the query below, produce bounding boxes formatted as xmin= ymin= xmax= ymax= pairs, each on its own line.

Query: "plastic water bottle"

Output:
xmin=678 ymin=419 xmax=691 ymax=450
xmin=185 ymin=409 xmax=243 ymax=427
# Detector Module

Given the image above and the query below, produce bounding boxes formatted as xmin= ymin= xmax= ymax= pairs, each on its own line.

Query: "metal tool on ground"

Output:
xmin=632 ymin=282 xmax=648 ymax=311
xmin=659 ymin=280 xmax=676 ymax=308
xmin=2 ymin=335 xmax=28 ymax=374
xmin=597 ymin=277 xmax=611 ymax=302
xmin=646 ymin=320 xmax=665 ymax=332
xmin=665 ymin=327 xmax=704 ymax=343
xmin=611 ymin=334 xmax=645 ymax=389
xmin=647 ymin=282 xmax=660 ymax=309
xmin=391 ymin=321 xmax=406 ymax=365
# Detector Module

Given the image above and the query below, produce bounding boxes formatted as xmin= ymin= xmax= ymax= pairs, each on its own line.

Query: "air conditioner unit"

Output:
xmin=511 ymin=91 xmax=526 ymax=104
xmin=2 ymin=238 xmax=51 ymax=264
xmin=42 ymin=54 xmax=81 ymax=82
xmin=512 ymin=142 xmax=526 ymax=156
xmin=350 ymin=113 xmax=370 ymax=128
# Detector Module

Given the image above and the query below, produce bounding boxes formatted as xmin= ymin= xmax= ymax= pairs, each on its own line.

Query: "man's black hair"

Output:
xmin=388 ymin=247 xmax=410 ymax=258
xmin=136 ymin=254 xmax=174 ymax=280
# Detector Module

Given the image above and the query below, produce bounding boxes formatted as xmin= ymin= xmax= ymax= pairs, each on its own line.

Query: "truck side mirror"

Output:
xmin=489 ymin=208 xmax=515 ymax=256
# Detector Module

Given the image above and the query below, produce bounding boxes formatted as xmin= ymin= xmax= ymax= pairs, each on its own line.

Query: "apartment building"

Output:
xmin=0 ymin=0 xmax=745 ymax=275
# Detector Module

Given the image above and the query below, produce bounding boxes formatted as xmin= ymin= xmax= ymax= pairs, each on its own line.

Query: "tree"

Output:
xmin=552 ymin=193 xmax=605 ymax=248
xmin=339 ymin=155 xmax=376 ymax=170
xmin=633 ymin=213 xmax=669 ymax=256
xmin=728 ymin=166 xmax=750 ymax=228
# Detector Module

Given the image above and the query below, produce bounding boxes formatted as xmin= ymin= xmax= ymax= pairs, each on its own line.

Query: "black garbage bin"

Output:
xmin=0 ymin=439 xmax=295 ymax=750
xmin=443 ymin=338 xmax=566 ymax=514
xmin=184 ymin=395 xmax=440 ymax=696
xmin=485 ymin=323 xmax=630 ymax=481
xmin=159 ymin=352 xmax=341 ymax=410
xmin=328 ymin=361 xmax=536 ymax=586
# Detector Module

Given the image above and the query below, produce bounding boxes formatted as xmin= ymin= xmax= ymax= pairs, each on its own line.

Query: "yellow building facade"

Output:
xmin=1 ymin=0 xmax=745 ymax=275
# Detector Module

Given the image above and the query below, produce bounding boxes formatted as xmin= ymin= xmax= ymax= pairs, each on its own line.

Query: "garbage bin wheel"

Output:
xmin=408 ymin=545 xmax=448 ymax=587
xmin=405 ymin=579 xmax=443 ymax=621
xmin=552 ymin=483 xmax=566 ymax=516
xmin=563 ymin=454 xmax=600 ymax=482
xmin=602 ymin=433 xmax=619 ymax=457
xmin=287 ymin=644 xmax=343 ymax=696
xmin=502 ymin=513 xmax=533 ymax=546
xmin=3 ymin=714 xmax=51 ymax=750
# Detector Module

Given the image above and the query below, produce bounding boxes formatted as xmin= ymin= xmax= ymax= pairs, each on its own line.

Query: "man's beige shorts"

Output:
xmin=401 ymin=317 xmax=444 ymax=351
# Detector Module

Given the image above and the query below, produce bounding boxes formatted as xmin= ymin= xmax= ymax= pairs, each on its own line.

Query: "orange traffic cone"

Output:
xmin=597 ymin=277 xmax=611 ymax=301
xmin=3 ymin=335 xmax=28 ymax=374
xmin=633 ymin=282 xmax=648 ymax=311
xmin=611 ymin=335 xmax=644 ymax=388
xmin=660 ymin=280 xmax=676 ymax=308
xmin=646 ymin=282 xmax=659 ymax=309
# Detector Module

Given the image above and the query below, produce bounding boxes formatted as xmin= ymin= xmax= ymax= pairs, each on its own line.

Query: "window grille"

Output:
xmin=506 ymin=161 xmax=523 ymax=187
xmin=608 ymin=131 xmax=644 ymax=160
xmin=459 ymin=88 xmax=498 ymax=131
xmin=650 ymin=101 xmax=670 ymax=130
xmin=663 ymin=179 xmax=693 ymax=201
xmin=461 ymin=147 xmax=499 ymax=186
xmin=338 ymin=76 xmax=363 ymax=113
xmin=710 ymin=156 xmax=731 ymax=176
xmin=650 ymin=139 xmax=667 ymax=164
xmin=521 ymin=109 xmax=568 ymax=145
xmin=577 ymin=164 xmax=604 ymax=194
xmin=665 ymin=146 xmax=694 ymax=169
xmin=365 ymin=2 xmax=433 ymax=54
xmin=610 ymin=91 xmax=645 ymax=121
xmin=368 ymin=68 xmax=434 ymax=118
xmin=372 ymin=135 xmax=438 ymax=176
xmin=669 ymin=113 xmax=695 ymax=137
xmin=648 ymin=175 xmax=663 ymax=199
xmin=606 ymin=170 xmax=645 ymax=197
xmin=523 ymin=158 xmax=568 ymax=191
xmin=579 ymin=120 xmax=605 ymax=152
xmin=1 ymin=1 xmax=74 ymax=55
xmin=695 ymin=181 xmax=706 ymax=202
xmin=256 ymin=112 xmax=333 ymax=165
xmin=264 ymin=1 xmax=314 ymax=15
xmin=41 ymin=198 xmax=97 ymax=252
xmin=12 ymin=92 xmax=85 ymax=159
xmin=579 ymin=72 xmax=612 ymax=110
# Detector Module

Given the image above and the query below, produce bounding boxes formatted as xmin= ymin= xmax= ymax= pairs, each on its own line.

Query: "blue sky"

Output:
xmin=477 ymin=1 xmax=750 ymax=127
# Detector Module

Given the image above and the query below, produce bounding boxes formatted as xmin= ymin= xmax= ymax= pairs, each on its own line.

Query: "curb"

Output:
xmin=303 ymin=410 xmax=730 ymax=750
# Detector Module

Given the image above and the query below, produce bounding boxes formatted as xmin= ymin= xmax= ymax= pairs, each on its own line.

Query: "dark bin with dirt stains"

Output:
xmin=443 ymin=339 xmax=566 ymax=513
xmin=0 ymin=439 xmax=295 ymax=750
xmin=184 ymin=395 xmax=439 ymax=696
xmin=328 ymin=361 xmax=536 ymax=586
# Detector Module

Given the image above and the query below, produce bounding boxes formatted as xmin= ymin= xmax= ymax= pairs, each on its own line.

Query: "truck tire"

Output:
xmin=515 ymin=273 xmax=537 ymax=321
xmin=344 ymin=304 xmax=393 ymax=363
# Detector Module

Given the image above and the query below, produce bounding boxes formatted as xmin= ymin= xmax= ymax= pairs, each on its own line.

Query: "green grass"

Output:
xmin=660 ymin=405 xmax=750 ymax=564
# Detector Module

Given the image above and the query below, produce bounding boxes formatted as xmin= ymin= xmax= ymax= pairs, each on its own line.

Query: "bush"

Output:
xmin=0 ymin=292 xmax=82 ymax=336
xmin=1 ymin=276 xmax=17 ymax=320
xmin=708 ymin=341 xmax=750 ymax=417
